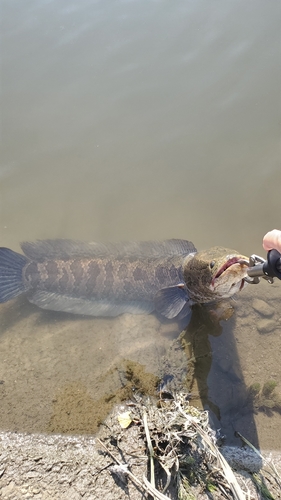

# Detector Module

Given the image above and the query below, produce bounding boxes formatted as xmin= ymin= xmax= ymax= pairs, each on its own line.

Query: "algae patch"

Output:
xmin=248 ymin=380 xmax=281 ymax=413
xmin=48 ymin=360 xmax=159 ymax=434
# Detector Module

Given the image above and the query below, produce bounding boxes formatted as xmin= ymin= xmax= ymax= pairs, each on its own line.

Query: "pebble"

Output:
xmin=252 ymin=299 xmax=275 ymax=317
xmin=257 ymin=319 xmax=276 ymax=334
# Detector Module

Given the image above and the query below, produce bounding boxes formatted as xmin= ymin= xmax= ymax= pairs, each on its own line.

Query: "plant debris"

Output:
xmin=98 ymin=392 xmax=280 ymax=499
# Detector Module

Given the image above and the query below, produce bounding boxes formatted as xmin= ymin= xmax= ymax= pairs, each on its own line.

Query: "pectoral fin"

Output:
xmin=154 ymin=285 xmax=191 ymax=319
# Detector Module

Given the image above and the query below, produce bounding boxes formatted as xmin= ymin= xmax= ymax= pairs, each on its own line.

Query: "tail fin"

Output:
xmin=0 ymin=247 xmax=28 ymax=303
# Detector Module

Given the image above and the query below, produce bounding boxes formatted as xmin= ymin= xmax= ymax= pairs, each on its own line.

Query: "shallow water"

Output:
xmin=1 ymin=0 xmax=281 ymax=449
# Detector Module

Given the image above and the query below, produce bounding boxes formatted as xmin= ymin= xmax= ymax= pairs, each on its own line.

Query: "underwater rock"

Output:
xmin=252 ymin=299 xmax=275 ymax=318
xmin=257 ymin=318 xmax=276 ymax=334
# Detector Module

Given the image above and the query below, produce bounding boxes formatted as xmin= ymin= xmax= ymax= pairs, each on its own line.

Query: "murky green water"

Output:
xmin=1 ymin=0 xmax=281 ymax=450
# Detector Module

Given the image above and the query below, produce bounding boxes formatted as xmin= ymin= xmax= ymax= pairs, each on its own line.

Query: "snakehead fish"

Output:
xmin=0 ymin=239 xmax=249 ymax=319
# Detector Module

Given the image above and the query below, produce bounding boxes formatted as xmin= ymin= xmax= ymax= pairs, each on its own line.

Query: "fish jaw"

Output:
xmin=209 ymin=254 xmax=249 ymax=298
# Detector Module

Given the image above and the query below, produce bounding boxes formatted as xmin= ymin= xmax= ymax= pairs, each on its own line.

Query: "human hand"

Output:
xmin=263 ymin=229 xmax=281 ymax=252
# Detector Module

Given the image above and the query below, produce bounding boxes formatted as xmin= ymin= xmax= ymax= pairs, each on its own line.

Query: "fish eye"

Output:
xmin=209 ymin=261 xmax=215 ymax=269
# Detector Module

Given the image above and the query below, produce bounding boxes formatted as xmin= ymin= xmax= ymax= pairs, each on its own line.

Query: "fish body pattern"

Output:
xmin=0 ymin=239 xmax=249 ymax=319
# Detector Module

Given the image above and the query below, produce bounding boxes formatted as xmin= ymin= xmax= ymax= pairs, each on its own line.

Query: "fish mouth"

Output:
xmin=211 ymin=256 xmax=249 ymax=286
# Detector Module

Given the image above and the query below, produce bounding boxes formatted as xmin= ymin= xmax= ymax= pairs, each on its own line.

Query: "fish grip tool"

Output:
xmin=246 ymin=249 xmax=281 ymax=284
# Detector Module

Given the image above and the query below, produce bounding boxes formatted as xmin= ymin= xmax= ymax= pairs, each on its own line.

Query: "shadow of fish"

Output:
xmin=0 ymin=239 xmax=249 ymax=319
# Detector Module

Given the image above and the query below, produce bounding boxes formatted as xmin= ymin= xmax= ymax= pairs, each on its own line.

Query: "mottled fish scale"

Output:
xmin=22 ymin=255 xmax=186 ymax=302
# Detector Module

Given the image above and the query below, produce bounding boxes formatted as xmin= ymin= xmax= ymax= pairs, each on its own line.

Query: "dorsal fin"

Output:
xmin=21 ymin=239 xmax=197 ymax=261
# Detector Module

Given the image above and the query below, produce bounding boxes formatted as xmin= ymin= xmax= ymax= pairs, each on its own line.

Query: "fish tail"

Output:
xmin=0 ymin=247 xmax=28 ymax=303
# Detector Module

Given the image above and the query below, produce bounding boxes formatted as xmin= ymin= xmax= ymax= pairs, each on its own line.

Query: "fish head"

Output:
xmin=183 ymin=246 xmax=249 ymax=303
